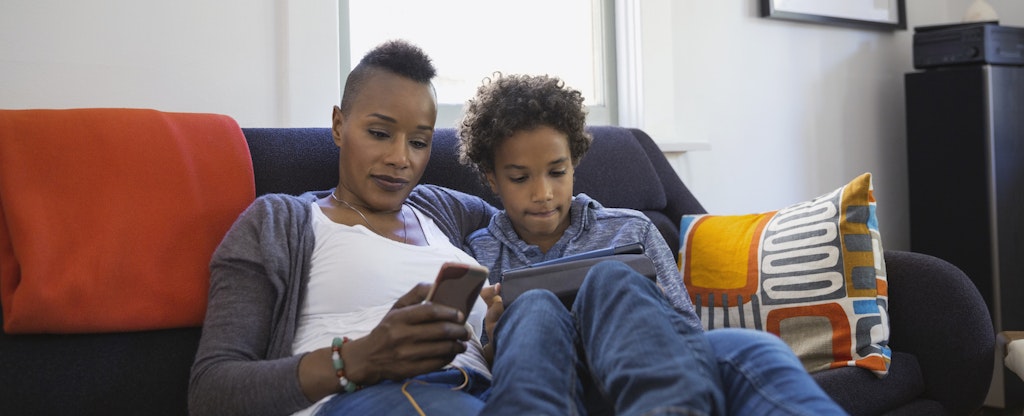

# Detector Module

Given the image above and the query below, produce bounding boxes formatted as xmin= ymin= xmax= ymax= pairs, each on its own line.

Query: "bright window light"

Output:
xmin=344 ymin=0 xmax=614 ymax=125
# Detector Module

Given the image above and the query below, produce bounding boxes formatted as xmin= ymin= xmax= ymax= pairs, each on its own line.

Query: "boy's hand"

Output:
xmin=480 ymin=284 xmax=504 ymax=364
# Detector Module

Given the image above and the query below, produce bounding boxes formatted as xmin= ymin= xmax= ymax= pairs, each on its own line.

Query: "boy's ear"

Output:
xmin=484 ymin=171 xmax=499 ymax=195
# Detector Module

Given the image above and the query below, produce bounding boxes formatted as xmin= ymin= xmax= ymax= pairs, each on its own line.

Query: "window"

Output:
xmin=340 ymin=0 xmax=616 ymax=127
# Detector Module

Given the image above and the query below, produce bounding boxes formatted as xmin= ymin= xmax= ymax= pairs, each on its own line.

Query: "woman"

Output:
xmin=188 ymin=40 xmax=500 ymax=416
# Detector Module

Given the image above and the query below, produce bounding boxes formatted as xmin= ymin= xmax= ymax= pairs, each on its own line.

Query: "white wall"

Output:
xmin=2 ymin=0 xmax=1022 ymax=250
xmin=637 ymin=0 xmax=1024 ymax=251
xmin=0 ymin=0 xmax=339 ymax=128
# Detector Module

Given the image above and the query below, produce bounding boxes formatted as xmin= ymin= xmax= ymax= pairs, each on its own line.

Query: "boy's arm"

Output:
xmin=642 ymin=221 xmax=702 ymax=329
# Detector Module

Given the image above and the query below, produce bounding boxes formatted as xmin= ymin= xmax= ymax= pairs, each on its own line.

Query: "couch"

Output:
xmin=0 ymin=109 xmax=994 ymax=415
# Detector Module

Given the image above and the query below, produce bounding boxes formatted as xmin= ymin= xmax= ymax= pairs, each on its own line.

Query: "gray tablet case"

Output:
xmin=500 ymin=245 xmax=657 ymax=308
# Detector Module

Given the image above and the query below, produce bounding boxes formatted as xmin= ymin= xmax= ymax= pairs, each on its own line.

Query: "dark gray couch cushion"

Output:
xmin=244 ymin=127 xmax=338 ymax=197
xmin=422 ymin=128 xmax=498 ymax=207
xmin=423 ymin=126 xmax=668 ymax=214
xmin=813 ymin=351 xmax=925 ymax=415
xmin=575 ymin=126 xmax=666 ymax=212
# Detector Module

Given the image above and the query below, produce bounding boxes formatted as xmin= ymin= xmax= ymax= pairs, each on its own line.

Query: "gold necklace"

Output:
xmin=330 ymin=190 xmax=408 ymax=243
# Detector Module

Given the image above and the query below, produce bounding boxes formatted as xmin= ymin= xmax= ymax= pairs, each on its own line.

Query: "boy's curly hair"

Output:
xmin=457 ymin=73 xmax=592 ymax=176
xmin=339 ymin=39 xmax=436 ymax=115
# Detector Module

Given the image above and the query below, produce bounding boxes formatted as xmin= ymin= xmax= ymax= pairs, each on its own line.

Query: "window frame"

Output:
xmin=337 ymin=0 xmax=618 ymax=128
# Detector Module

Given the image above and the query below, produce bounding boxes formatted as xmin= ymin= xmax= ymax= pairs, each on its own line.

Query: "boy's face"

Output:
xmin=332 ymin=71 xmax=437 ymax=212
xmin=485 ymin=125 xmax=574 ymax=251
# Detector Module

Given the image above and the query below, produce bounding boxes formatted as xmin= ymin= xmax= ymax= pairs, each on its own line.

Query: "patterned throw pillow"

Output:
xmin=678 ymin=173 xmax=891 ymax=376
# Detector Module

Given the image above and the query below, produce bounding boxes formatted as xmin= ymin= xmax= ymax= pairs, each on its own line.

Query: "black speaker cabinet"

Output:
xmin=905 ymin=64 xmax=1024 ymax=409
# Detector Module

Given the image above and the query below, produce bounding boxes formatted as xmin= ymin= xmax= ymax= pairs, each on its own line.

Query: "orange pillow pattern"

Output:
xmin=678 ymin=173 xmax=891 ymax=377
xmin=0 ymin=108 xmax=255 ymax=333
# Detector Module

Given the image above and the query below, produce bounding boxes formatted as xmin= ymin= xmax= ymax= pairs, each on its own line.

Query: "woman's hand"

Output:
xmin=479 ymin=284 xmax=504 ymax=365
xmin=343 ymin=283 xmax=470 ymax=386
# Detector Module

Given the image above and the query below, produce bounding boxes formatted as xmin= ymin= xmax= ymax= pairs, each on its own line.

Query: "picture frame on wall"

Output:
xmin=760 ymin=0 xmax=907 ymax=31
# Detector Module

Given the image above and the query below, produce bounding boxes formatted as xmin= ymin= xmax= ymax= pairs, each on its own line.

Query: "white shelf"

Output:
xmin=656 ymin=141 xmax=711 ymax=154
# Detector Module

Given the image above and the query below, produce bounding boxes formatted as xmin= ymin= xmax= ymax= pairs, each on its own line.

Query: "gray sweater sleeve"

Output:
xmin=188 ymin=195 xmax=315 ymax=416
xmin=643 ymin=220 xmax=703 ymax=331
xmin=407 ymin=184 xmax=497 ymax=245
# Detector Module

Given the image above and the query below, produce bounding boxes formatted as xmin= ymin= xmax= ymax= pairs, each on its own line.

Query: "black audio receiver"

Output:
xmin=913 ymin=22 xmax=1024 ymax=69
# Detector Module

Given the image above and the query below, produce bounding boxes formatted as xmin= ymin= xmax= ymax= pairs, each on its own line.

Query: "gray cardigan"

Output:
xmin=188 ymin=185 xmax=496 ymax=416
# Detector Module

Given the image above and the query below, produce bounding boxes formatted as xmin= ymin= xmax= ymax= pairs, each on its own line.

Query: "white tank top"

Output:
xmin=292 ymin=202 xmax=489 ymax=375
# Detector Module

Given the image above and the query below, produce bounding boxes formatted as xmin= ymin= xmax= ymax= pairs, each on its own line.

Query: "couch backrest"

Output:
xmin=241 ymin=125 xmax=706 ymax=255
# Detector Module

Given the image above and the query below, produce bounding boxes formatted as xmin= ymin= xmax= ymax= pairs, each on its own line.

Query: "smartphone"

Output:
xmin=425 ymin=262 xmax=489 ymax=323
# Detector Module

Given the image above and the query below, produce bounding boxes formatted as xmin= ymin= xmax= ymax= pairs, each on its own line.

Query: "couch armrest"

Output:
xmin=884 ymin=250 xmax=994 ymax=415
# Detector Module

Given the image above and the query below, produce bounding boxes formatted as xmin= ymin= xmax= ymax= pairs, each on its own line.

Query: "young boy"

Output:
xmin=457 ymin=73 xmax=848 ymax=415
xmin=456 ymin=73 xmax=698 ymax=326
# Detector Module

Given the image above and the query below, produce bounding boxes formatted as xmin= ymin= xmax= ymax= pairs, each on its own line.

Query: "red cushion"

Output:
xmin=0 ymin=108 xmax=255 ymax=333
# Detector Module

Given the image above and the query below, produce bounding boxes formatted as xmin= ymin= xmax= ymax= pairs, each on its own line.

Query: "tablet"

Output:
xmin=500 ymin=244 xmax=656 ymax=308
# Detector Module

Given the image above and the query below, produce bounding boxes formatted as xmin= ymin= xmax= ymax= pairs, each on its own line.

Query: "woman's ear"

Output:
xmin=331 ymin=106 xmax=345 ymax=147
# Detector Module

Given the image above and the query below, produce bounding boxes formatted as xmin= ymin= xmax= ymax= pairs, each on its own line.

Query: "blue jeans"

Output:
xmin=484 ymin=260 xmax=847 ymax=416
xmin=706 ymin=329 xmax=847 ymax=415
xmin=317 ymin=261 xmax=847 ymax=415
xmin=315 ymin=367 xmax=491 ymax=415
xmin=483 ymin=260 xmax=726 ymax=416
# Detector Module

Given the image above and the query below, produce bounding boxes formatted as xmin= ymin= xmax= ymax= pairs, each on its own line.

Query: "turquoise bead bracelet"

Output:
xmin=331 ymin=337 xmax=358 ymax=393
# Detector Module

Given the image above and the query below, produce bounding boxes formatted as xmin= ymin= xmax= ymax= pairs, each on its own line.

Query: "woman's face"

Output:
xmin=485 ymin=125 xmax=574 ymax=251
xmin=332 ymin=71 xmax=437 ymax=212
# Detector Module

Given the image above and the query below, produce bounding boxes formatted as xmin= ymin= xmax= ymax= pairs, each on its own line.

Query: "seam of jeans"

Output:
xmin=572 ymin=309 xmax=615 ymax=406
xmin=719 ymin=356 xmax=818 ymax=416
xmin=638 ymin=406 xmax=709 ymax=416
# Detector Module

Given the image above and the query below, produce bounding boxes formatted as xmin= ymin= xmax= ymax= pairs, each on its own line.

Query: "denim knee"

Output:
xmin=583 ymin=260 xmax=639 ymax=289
xmin=575 ymin=260 xmax=652 ymax=307
xmin=508 ymin=289 xmax=563 ymax=314
xmin=706 ymin=329 xmax=794 ymax=361
xmin=495 ymin=288 xmax=569 ymax=341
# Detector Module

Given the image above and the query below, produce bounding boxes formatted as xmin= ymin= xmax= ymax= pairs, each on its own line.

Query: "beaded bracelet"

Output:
xmin=331 ymin=337 xmax=358 ymax=393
